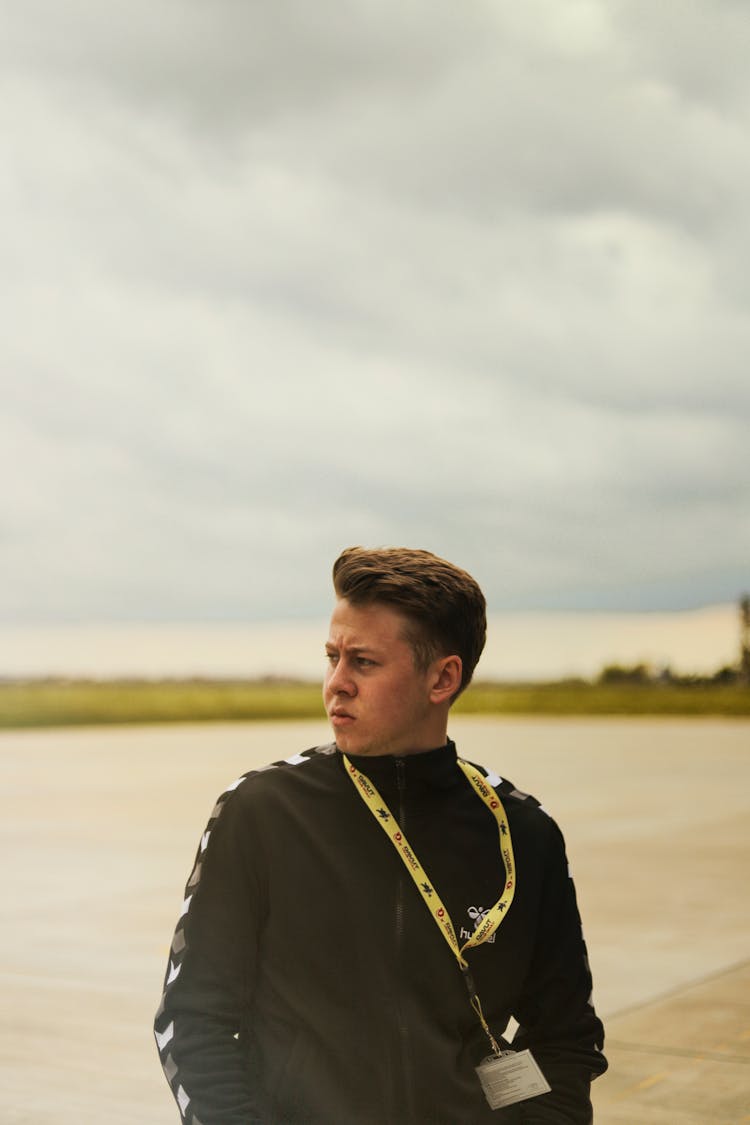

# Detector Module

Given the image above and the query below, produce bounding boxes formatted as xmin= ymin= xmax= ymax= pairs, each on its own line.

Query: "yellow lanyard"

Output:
xmin=342 ymin=753 xmax=516 ymax=1055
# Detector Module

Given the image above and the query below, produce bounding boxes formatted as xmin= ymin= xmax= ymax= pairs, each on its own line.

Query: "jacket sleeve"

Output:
xmin=512 ymin=817 xmax=607 ymax=1124
xmin=154 ymin=777 xmax=265 ymax=1124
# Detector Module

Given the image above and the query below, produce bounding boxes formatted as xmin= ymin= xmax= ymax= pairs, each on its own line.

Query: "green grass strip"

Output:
xmin=453 ymin=681 xmax=750 ymax=717
xmin=0 ymin=678 xmax=748 ymax=729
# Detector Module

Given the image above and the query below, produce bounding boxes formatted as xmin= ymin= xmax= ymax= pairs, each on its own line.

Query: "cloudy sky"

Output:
xmin=3 ymin=0 xmax=749 ymax=628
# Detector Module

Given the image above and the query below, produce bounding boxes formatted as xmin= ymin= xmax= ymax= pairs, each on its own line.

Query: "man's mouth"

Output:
xmin=330 ymin=708 xmax=355 ymax=724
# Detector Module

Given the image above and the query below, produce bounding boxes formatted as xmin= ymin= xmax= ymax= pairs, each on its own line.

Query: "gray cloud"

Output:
xmin=1 ymin=1 xmax=748 ymax=622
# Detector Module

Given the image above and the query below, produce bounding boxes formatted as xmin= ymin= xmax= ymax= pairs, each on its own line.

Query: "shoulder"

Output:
xmin=462 ymin=757 xmax=545 ymax=812
xmin=219 ymin=741 xmax=338 ymax=804
xmin=463 ymin=757 xmax=562 ymax=842
xmin=201 ymin=743 xmax=339 ymax=839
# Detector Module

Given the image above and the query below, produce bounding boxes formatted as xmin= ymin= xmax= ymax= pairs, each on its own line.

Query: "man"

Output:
xmin=155 ymin=547 xmax=607 ymax=1123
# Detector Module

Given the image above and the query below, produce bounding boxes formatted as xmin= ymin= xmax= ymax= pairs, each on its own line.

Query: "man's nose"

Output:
xmin=328 ymin=659 xmax=356 ymax=696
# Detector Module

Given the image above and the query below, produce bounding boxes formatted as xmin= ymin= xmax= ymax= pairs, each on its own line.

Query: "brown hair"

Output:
xmin=332 ymin=546 xmax=486 ymax=698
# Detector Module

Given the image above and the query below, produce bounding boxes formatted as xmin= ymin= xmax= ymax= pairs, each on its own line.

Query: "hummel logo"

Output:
xmin=460 ymin=905 xmax=496 ymax=944
xmin=376 ymin=808 xmax=390 ymax=820
xmin=421 ymin=882 xmax=433 ymax=897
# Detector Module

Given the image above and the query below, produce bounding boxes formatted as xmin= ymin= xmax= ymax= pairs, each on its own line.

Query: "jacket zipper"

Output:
xmin=395 ymin=758 xmax=416 ymax=1124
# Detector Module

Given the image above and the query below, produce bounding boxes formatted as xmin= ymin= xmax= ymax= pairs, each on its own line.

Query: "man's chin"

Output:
xmin=334 ymin=733 xmax=362 ymax=753
xmin=332 ymin=730 xmax=377 ymax=756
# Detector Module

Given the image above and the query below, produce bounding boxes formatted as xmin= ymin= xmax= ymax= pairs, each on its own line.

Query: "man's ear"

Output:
xmin=429 ymin=655 xmax=463 ymax=705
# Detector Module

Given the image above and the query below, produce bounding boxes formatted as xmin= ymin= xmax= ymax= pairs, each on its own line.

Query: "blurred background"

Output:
xmin=2 ymin=0 xmax=748 ymax=685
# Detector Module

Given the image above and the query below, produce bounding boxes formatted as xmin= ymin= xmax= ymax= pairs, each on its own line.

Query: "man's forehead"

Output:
xmin=327 ymin=598 xmax=412 ymax=646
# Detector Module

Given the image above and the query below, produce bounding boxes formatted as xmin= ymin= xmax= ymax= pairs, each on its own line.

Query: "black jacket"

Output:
xmin=155 ymin=741 xmax=606 ymax=1123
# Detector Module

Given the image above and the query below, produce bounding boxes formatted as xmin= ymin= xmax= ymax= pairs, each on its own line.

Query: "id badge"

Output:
xmin=475 ymin=1049 xmax=551 ymax=1109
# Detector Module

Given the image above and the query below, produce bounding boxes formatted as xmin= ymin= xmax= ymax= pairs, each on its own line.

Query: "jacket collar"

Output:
xmin=339 ymin=739 xmax=460 ymax=792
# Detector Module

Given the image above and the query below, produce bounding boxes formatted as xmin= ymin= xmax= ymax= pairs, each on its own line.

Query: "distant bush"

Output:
xmin=598 ymin=663 xmax=652 ymax=685
xmin=598 ymin=662 xmax=743 ymax=688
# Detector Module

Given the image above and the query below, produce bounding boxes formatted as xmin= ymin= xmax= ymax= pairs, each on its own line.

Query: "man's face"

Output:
xmin=323 ymin=598 xmax=440 ymax=757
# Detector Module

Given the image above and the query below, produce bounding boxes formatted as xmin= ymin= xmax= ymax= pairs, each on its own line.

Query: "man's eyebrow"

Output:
xmin=325 ymin=642 xmax=378 ymax=655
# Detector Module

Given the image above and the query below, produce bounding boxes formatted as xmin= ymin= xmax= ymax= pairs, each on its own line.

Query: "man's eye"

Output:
xmin=325 ymin=652 xmax=338 ymax=664
xmin=356 ymin=657 xmax=375 ymax=668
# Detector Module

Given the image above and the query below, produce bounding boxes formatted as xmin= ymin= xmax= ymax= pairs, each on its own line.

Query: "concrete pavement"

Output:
xmin=593 ymin=960 xmax=750 ymax=1122
xmin=2 ymin=717 xmax=748 ymax=1123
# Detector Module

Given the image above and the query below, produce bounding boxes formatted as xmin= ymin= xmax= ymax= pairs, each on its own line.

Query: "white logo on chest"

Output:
xmin=459 ymin=905 xmax=496 ymax=944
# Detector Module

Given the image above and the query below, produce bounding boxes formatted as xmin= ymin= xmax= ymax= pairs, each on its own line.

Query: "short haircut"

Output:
xmin=332 ymin=546 xmax=486 ymax=698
